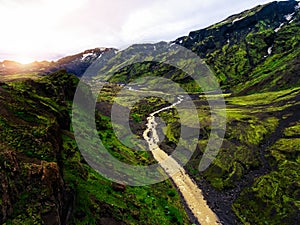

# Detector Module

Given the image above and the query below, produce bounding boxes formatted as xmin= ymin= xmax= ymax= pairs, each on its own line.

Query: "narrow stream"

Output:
xmin=142 ymin=96 xmax=221 ymax=225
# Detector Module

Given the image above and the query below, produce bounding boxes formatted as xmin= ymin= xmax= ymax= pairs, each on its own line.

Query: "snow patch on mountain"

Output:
xmin=81 ymin=53 xmax=95 ymax=61
xmin=289 ymin=18 xmax=295 ymax=24
xmin=232 ymin=16 xmax=246 ymax=24
xmin=275 ymin=23 xmax=285 ymax=32
xmin=268 ymin=46 xmax=273 ymax=55
xmin=284 ymin=13 xmax=295 ymax=21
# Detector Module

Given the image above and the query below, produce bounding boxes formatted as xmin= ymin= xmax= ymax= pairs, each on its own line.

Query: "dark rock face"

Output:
xmin=0 ymin=71 xmax=78 ymax=224
xmin=111 ymin=182 xmax=126 ymax=192
xmin=0 ymin=139 xmax=71 ymax=225
xmin=0 ymin=151 xmax=72 ymax=225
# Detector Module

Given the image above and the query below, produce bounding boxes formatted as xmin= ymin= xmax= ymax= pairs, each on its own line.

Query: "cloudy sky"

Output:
xmin=0 ymin=0 xmax=274 ymax=63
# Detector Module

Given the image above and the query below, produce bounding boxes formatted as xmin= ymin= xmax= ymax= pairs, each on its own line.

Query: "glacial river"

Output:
xmin=142 ymin=96 xmax=221 ymax=225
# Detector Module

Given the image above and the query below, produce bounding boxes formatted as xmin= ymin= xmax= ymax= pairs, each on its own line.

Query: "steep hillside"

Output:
xmin=0 ymin=71 xmax=190 ymax=224
xmin=87 ymin=1 xmax=300 ymax=95
xmin=174 ymin=0 xmax=300 ymax=93
xmin=184 ymin=88 xmax=300 ymax=224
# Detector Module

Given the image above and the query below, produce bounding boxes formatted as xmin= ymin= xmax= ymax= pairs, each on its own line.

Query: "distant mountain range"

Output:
xmin=1 ymin=1 xmax=300 ymax=94
xmin=0 ymin=48 xmax=114 ymax=77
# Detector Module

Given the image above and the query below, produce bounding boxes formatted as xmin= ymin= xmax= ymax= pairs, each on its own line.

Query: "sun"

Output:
xmin=16 ymin=56 xmax=35 ymax=65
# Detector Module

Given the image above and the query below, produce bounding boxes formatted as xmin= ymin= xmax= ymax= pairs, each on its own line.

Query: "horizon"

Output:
xmin=0 ymin=0 xmax=276 ymax=64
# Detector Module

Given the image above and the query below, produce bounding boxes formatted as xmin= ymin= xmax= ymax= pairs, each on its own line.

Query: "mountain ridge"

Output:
xmin=0 ymin=47 xmax=115 ymax=79
xmin=173 ymin=0 xmax=300 ymax=93
xmin=3 ymin=1 xmax=299 ymax=95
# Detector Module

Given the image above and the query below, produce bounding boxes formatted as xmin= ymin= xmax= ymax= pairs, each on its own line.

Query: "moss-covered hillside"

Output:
xmin=175 ymin=1 xmax=300 ymax=94
xmin=0 ymin=71 xmax=190 ymax=224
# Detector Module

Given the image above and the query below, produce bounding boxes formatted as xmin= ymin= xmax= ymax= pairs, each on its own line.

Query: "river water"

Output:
xmin=142 ymin=95 xmax=221 ymax=225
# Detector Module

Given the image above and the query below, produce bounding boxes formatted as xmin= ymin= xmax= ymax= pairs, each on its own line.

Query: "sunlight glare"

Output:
xmin=16 ymin=56 xmax=35 ymax=65
xmin=0 ymin=0 xmax=88 ymax=61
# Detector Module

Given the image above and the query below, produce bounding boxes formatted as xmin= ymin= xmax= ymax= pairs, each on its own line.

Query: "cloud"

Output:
xmin=0 ymin=0 xmax=273 ymax=61
xmin=119 ymin=0 xmax=273 ymax=44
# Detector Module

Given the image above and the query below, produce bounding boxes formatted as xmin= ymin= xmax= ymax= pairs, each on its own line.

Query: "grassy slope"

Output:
xmin=99 ymin=84 xmax=300 ymax=224
xmin=180 ymin=88 xmax=300 ymax=224
xmin=0 ymin=72 xmax=190 ymax=224
xmin=175 ymin=1 xmax=300 ymax=94
xmin=229 ymin=90 xmax=300 ymax=224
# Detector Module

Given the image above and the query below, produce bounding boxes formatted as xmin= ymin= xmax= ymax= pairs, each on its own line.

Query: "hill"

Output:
xmin=174 ymin=0 xmax=300 ymax=94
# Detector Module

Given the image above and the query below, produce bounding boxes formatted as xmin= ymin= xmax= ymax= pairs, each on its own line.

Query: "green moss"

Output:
xmin=233 ymin=162 xmax=300 ymax=225
xmin=62 ymin=133 xmax=190 ymax=225
xmin=284 ymin=123 xmax=300 ymax=137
